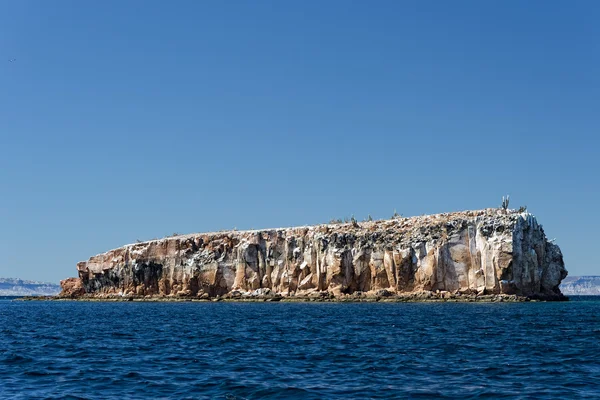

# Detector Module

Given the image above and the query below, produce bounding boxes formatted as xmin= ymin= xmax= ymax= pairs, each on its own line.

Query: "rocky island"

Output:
xmin=59 ymin=208 xmax=568 ymax=302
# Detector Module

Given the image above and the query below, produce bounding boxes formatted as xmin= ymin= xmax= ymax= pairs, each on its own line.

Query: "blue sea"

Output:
xmin=1 ymin=297 xmax=599 ymax=399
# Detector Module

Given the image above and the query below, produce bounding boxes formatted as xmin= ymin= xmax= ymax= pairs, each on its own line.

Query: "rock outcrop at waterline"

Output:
xmin=60 ymin=209 xmax=568 ymax=300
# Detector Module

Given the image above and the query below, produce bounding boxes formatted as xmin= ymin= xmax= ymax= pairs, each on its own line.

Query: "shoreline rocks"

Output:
xmin=21 ymin=291 xmax=567 ymax=303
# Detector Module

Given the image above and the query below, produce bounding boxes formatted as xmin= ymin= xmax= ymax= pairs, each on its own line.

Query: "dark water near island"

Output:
xmin=1 ymin=298 xmax=599 ymax=399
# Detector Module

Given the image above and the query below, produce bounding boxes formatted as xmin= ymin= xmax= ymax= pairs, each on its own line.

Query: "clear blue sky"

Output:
xmin=1 ymin=0 xmax=598 ymax=282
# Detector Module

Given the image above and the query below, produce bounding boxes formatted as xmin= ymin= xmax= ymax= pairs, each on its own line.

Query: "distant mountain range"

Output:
xmin=560 ymin=276 xmax=600 ymax=296
xmin=0 ymin=278 xmax=61 ymax=296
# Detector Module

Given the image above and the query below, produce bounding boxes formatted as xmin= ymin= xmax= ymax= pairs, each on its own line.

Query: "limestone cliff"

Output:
xmin=60 ymin=209 xmax=568 ymax=300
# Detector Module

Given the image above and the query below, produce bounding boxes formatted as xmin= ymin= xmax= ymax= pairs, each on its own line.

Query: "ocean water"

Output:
xmin=1 ymin=298 xmax=599 ymax=399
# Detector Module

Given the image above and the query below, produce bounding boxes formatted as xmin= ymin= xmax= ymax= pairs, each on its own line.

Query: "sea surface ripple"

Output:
xmin=1 ymin=297 xmax=599 ymax=399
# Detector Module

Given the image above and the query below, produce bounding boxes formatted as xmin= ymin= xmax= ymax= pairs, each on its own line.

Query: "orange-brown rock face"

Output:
xmin=59 ymin=277 xmax=85 ymax=298
xmin=62 ymin=209 xmax=568 ymax=300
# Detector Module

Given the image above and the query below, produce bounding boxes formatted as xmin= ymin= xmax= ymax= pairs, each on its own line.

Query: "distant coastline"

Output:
xmin=560 ymin=276 xmax=600 ymax=296
xmin=0 ymin=278 xmax=60 ymax=296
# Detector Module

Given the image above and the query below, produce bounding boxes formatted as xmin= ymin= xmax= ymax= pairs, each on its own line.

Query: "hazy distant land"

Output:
xmin=0 ymin=278 xmax=60 ymax=296
xmin=560 ymin=276 xmax=600 ymax=296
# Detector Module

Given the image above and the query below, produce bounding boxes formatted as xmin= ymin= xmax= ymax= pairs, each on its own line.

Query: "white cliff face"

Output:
xmin=63 ymin=209 xmax=567 ymax=299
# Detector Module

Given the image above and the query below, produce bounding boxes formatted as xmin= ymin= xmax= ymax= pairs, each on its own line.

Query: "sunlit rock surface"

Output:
xmin=60 ymin=209 xmax=567 ymax=300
